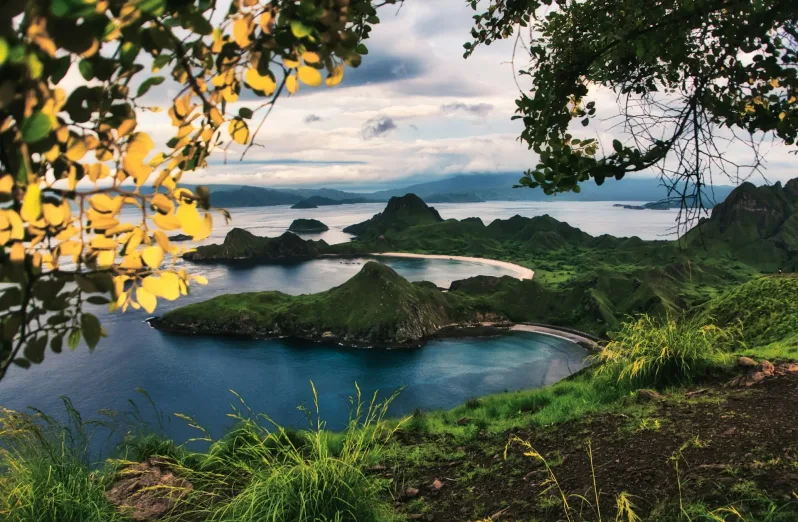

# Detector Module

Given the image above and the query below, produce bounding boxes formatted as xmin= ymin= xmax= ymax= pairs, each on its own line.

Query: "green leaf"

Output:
xmin=12 ymin=358 xmax=30 ymax=369
xmin=50 ymin=335 xmax=63 ymax=354
xmin=136 ymin=76 xmax=165 ymax=98
xmin=238 ymin=107 xmax=253 ymax=119
xmin=81 ymin=313 xmax=102 ymax=349
xmin=23 ymin=335 xmax=47 ymax=364
xmin=67 ymin=329 xmax=81 ymax=350
xmin=86 ymin=296 xmax=111 ymax=305
xmin=290 ymin=21 xmax=312 ymax=38
xmin=21 ymin=112 xmax=52 ymax=144
xmin=137 ymin=0 xmax=165 ymax=15
xmin=612 ymin=139 xmax=623 ymax=153
xmin=78 ymin=59 xmax=93 ymax=80
xmin=356 ymin=44 xmax=369 ymax=55
xmin=0 ymin=38 xmax=8 ymax=66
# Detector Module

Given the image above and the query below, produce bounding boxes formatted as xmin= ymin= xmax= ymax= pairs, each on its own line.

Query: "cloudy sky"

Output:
xmin=131 ymin=0 xmax=794 ymax=191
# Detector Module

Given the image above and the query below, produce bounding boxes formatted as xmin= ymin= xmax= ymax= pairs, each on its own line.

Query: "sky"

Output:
xmin=126 ymin=0 xmax=795 ymax=191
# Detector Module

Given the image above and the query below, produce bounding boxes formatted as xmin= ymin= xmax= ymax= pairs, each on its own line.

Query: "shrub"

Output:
xmin=594 ymin=314 xmax=742 ymax=388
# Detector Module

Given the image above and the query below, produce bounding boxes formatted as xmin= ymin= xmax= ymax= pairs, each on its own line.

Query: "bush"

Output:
xmin=594 ymin=314 xmax=742 ymax=388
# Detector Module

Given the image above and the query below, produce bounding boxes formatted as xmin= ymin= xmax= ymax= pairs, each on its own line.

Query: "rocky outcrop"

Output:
xmin=106 ymin=459 xmax=191 ymax=521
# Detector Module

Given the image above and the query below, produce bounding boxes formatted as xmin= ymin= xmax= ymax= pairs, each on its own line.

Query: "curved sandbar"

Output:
xmin=372 ymin=253 xmax=535 ymax=281
xmin=510 ymin=324 xmax=600 ymax=350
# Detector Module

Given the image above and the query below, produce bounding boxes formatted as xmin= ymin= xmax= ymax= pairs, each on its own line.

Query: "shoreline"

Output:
xmin=371 ymin=252 xmax=535 ymax=280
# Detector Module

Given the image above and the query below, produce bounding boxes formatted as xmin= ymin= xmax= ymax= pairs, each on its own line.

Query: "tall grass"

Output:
xmin=0 ymin=399 xmax=125 ymax=522
xmin=594 ymin=314 xmax=742 ymax=389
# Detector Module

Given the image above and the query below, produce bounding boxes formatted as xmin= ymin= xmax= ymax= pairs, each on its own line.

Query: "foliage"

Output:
xmin=594 ymin=314 xmax=741 ymax=388
xmin=0 ymin=0 xmax=400 ymax=379
xmin=465 ymin=0 xmax=798 ymax=216
xmin=0 ymin=399 xmax=125 ymax=522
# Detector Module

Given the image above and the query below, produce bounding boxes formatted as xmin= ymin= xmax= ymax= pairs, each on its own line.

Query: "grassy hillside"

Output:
xmin=343 ymin=194 xmax=444 ymax=239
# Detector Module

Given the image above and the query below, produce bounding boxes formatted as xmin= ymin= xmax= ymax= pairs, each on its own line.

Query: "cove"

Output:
xmin=0 ymin=256 xmax=588 ymax=446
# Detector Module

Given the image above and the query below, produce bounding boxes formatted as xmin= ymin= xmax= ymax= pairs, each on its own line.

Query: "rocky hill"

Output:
xmin=183 ymin=228 xmax=330 ymax=263
xmin=291 ymin=196 xmax=375 ymax=209
xmin=343 ymin=194 xmax=444 ymax=238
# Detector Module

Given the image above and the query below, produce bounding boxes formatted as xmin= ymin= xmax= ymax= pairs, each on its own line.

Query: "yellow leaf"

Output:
xmin=302 ymin=51 xmax=320 ymax=64
xmin=770 ymin=79 xmax=780 ymax=88
xmin=96 ymin=249 xmax=116 ymax=266
xmin=260 ymin=11 xmax=273 ymax=33
xmin=245 ymin=68 xmax=276 ymax=94
xmin=222 ymin=85 xmax=239 ymax=103
xmin=90 ymin=194 xmax=120 ymax=214
xmin=154 ymin=212 xmax=182 ymax=231
xmin=789 ymin=97 xmax=797 ymax=105
xmin=209 ymin=107 xmax=224 ymax=126
xmin=136 ymin=286 xmax=157 ymax=314
xmin=142 ymin=245 xmax=164 ymax=268
xmin=229 ymin=119 xmax=249 ymax=145
xmin=120 ymin=252 xmax=143 ymax=269
xmin=21 ymin=184 xmax=42 ymax=222
xmin=66 ymin=138 xmax=88 ymax=161
xmin=177 ymin=203 xmax=203 ymax=237
xmin=128 ymin=132 xmax=155 ymax=159
xmin=233 ymin=14 xmax=253 ymax=48
xmin=298 ymin=66 xmax=322 ymax=87
xmin=144 ymin=273 xmax=180 ymax=301
xmin=86 ymin=163 xmax=110 ymax=182
xmin=283 ymin=58 xmax=299 ymax=68
xmin=326 ymin=65 xmax=344 ymax=87
xmin=106 ymin=223 xmax=135 ymax=235
xmin=7 ymin=210 xmax=23 ymax=240
xmin=90 ymin=236 xmax=117 ymax=250
xmin=42 ymin=203 xmax=65 ymax=226
xmin=151 ymin=193 xmax=174 ymax=214
xmin=0 ymin=175 xmax=13 ymax=193
xmin=286 ymin=75 xmax=299 ymax=94
xmin=780 ymin=112 xmax=787 ymax=121
xmin=10 ymin=242 xmax=25 ymax=263
xmin=193 ymin=274 xmax=208 ymax=285
xmin=193 ymin=212 xmax=212 ymax=241
xmin=154 ymin=230 xmax=170 ymax=251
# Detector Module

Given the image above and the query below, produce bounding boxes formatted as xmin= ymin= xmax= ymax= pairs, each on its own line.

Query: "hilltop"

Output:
xmin=291 ymin=196 xmax=376 ymax=209
xmin=183 ymin=228 xmax=330 ymax=263
xmin=343 ymin=193 xmax=444 ymax=238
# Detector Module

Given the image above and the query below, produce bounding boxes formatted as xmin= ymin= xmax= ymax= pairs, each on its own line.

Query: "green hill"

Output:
xmin=343 ymin=194 xmax=443 ymax=238
xmin=154 ymin=262 xmax=467 ymax=346
xmin=183 ymin=228 xmax=330 ymax=263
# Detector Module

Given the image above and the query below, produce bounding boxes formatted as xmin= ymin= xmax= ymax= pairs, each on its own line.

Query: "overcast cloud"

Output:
xmin=126 ymin=0 xmax=794 ymax=189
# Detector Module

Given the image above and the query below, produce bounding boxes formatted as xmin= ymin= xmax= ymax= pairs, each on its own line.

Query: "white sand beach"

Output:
xmin=372 ymin=252 xmax=535 ymax=280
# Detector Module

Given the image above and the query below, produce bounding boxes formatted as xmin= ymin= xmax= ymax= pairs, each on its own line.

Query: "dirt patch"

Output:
xmin=106 ymin=458 xmax=192 ymax=521
xmin=388 ymin=373 xmax=798 ymax=521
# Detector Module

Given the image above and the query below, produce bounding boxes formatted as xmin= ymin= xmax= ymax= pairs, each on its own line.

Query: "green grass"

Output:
xmin=0 ymin=399 xmax=127 ymax=522
xmin=594 ymin=314 xmax=741 ymax=389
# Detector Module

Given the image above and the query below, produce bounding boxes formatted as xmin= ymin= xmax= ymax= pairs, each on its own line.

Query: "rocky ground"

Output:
xmin=384 ymin=360 xmax=798 ymax=521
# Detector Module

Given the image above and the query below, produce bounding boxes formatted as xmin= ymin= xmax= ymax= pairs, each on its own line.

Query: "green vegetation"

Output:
xmin=594 ymin=314 xmax=742 ymax=388
xmin=343 ymin=194 xmax=443 ymax=239
xmin=183 ymin=228 xmax=330 ymax=263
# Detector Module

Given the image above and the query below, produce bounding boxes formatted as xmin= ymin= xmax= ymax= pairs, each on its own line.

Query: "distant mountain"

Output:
xmin=210 ymin=186 xmax=302 ymax=208
xmin=425 ymin=192 xmax=485 ymax=203
xmin=370 ymin=174 xmax=736 ymax=203
xmin=290 ymin=196 xmax=377 ymax=209
xmin=343 ymin=194 xmax=443 ymax=238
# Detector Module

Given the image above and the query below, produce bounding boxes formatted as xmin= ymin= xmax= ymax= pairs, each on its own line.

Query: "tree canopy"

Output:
xmin=465 ymin=0 xmax=798 ymax=214
xmin=0 ymin=0 xmax=399 ymax=379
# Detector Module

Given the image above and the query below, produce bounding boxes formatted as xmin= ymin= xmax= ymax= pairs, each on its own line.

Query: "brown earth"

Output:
xmin=386 ymin=370 xmax=798 ymax=521
xmin=106 ymin=458 xmax=192 ymax=521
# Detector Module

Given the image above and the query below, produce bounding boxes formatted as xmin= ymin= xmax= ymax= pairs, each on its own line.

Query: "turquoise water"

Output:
xmin=0 ymin=255 xmax=587 ymax=444
xmin=2 ymin=200 xmax=672 ymax=445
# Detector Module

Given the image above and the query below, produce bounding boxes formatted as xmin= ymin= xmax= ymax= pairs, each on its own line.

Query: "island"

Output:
xmin=182 ymin=228 xmax=330 ymax=263
xmin=168 ymin=233 xmax=193 ymax=242
xmin=291 ymin=196 xmax=376 ymax=209
xmin=288 ymin=219 xmax=329 ymax=233
xmin=150 ymin=261 xmax=593 ymax=347
xmin=424 ymin=192 xmax=485 ymax=203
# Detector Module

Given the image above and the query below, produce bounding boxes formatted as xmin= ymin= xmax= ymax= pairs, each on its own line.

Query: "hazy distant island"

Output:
xmin=288 ymin=219 xmax=329 ymax=233
xmin=291 ymin=196 xmax=376 ymax=209
xmin=614 ymin=195 xmax=720 ymax=210
xmin=424 ymin=192 xmax=485 ymax=203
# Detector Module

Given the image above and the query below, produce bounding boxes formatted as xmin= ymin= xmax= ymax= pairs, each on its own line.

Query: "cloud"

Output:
xmin=361 ymin=116 xmax=397 ymax=140
xmin=441 ymin=102 xmax=494 ymax=117
xmin=304 ymin=114 xmax=322 ymax=123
